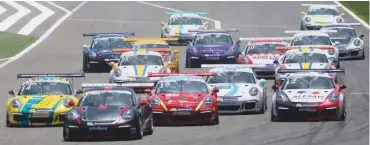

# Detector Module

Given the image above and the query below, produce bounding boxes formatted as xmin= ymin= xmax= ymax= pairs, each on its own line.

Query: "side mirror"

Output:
xmin=359 ymin=34 xmax=365 ymax=39
xmin=8 ymin=90 xmax=15 ymax=96
xmin=330 ymin=57 xmax=338 ymax=65
xmin=273 ymin=59 xmax=279 ymax=64
xmin=212 ymin=88 xmax=219 ymax=93
xmin=339 ymin=84 xmax=346 ymax=90
xmin=76 ymin=89 xmax=83 ymax=95
xmin=161 ymin=22 xmax=166 ymax=26
xmin=340 ymin=12 xmax=345 ymax=16
xmin=82 ymin=45 xmax=88 ymax=49
xmin=236 ymin=40 xmax=241 ymax=44
xmin=334 ymin=41 xmax=340 ymax=46
xmin=140 ymin=100 xmax=148 ymax=106
xmin=108 ymin=61 xmax=115 ymax=67
xmin=300 ymin=12 xmax=305 ymax=16
xmin=272 ymin=85 xmax=278 ymax=91
xmin=144 ymin=89 xmax=152 ymax=95
xmin=259 ymin=79 xmax=267 ymax=88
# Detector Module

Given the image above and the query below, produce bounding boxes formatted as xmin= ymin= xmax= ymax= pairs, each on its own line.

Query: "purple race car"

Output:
xmin=185 ymin=29 xmax=241 ymax=68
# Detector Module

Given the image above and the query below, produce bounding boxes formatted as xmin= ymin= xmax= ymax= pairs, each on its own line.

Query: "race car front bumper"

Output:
xmin=217 ymin=99 xmax=263 ymax=114
xmin=275 ymin=101 xmax=340 ymax=120
xmin=189 ymin=53 xmax=238 ymax=64
xmin=65 ymin=123 xmax=134 ymax=137
xmin=338 ymin=47 xmax=363 ymax=59
xmin=9 ymin=112 xmax=66 ymax=126
xmin=152 ymin=109 xmax=217 ymax=125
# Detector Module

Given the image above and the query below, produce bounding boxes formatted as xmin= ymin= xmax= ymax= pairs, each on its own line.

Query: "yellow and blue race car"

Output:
xmin=6 ymin=73 xmax=85 ymax=127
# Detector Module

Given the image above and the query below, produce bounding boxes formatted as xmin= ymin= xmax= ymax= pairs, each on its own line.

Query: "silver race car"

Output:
xmin=300 ymin=4 xmax=345 ymax=30
xmin=161 ymin=12 xmax=209 ymax=44
xmin=201 ymin=64 xmax=270 ymax=114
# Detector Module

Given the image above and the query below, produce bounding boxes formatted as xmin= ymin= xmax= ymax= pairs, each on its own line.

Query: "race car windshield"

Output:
xmin=18 ymin=82 xmax=72 ymax=95
xmin=92 ymin=38 xmax=132 ymax=50
xmin=194 ymin=33 xmax=233 ymax=45
xmin=155 ymin=80 xmax=208 ymax=93
xmin=283 ymin=53 xmax=328 ymax=63
xmin=168 ymin=17 xmax=203 ymax=25
xmin=119 ymin=55 xmax=164 ymax=66
xmin=79 ymin=91 xmax=133 ymax=106
xmin=282 ymin=76 xmax=335 ymax=89
xmin=246 ymin=43 xmax=285 ymax=54
xmin=291 ymin=36 xmax=332 ymax=46
xmin=207 ymin=72 xmax=256 ymax=84
xmin=135 ymin=44 xmax=170 ymax=48
xmin=327 ymin=28 xmax=356 ymax=44
xmin=308 ymin=8 xmax=339 ymax=16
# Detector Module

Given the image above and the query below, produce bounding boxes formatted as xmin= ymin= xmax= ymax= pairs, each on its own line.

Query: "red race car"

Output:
xmin=237 ymin=38 xmax=288 ymax=78
xmin=143 ymin=72 xmax=220 ymax=125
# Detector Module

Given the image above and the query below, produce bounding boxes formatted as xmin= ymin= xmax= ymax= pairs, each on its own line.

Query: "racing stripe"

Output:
xmin=134 ymin=65 xmax=138 ymax=76
xmin=84 ymin=106 xmax=89 ymax=120
xmin=301 ymin=46 xmax=310 ymax=53
xmin=137 ymin=49 xmax=146 ymax=55
xmin=301 ymin=63 xmax=311 ymax=69
xmin=20 ymin=96 xmax=43 ymax=125
xmin=136 ymin=65 xmax=145 ymax=76
xmin=179 ymin=25 xmax=183 ymax=36
xmin=174 ymin=25 xmax=180 ymax=37
xmin=312 ymin=17 xmax=324 ymax=24
xmin=47 ymin=99 xmax=63 ymax=126
xmin=226 ymin=83 xmax=239 ymax=96
xmin=142 ymin=65 xmax=149 ymax=76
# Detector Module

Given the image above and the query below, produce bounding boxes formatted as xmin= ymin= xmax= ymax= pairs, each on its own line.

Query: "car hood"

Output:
xmin=310 ymin=15 xmax=338 ymax=23
xmin=167 ymin=25 xmax=204 ymax=34
xmin=283 ymin=89 xmax=333 ymax=103
xmin=194 ymin=44 xmax=232 ymax=53
xmin=331 ymin=38 xmax=353 ymax=47
xmin=118 ymin=65 xmax=164 ymax=77
xmin=156 ymin=93 xmax=207 ymax=108
xmin=282 ymin=63 xmax=329 ymax=69
xmin=79 ymin=105 xmax=130 ymax=121
xmin=95 ymin=49 xmax=122 ymax=58
xmin=246 ymin=53 xmax=281 ymax=64
xmin=16 ymin=95 xmax=74 ymax=112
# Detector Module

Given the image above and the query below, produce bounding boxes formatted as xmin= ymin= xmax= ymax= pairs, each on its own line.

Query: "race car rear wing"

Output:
xmin=17 ymin=73 xmax=85 ymax=78
xmin=164 ymin=12 xmax=208 ymax=15
xmin=276 ymin=45 xmax=335 ymax=51
xmin=82 ymin=83 xmax=154 ymax=94
xmin=301 ymin=4 xmax=341 ymax=7
xmin=201 ymin=64 xmax=277 ymax=69
xmin=277 ymin=69 xmax=345 ymax=73
xmin=239 ymin=37 xmax=293 ymax=41
xmin=123 ymin=38 xmax=178 ymax=42
xmin=317 ymin=23 xmax=362 ymax=27
xmin=188 ymin=29 xmax=239 ymax=33
xmin=82 ymin=32 xmax=135 ymax=36
xmin=284 ymin=30 xmax=337 ymax=34
xmin=148 ymin=72 xmax=216 ymax=77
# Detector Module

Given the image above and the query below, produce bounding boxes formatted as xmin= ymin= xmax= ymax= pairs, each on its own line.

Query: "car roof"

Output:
xmin=249 ymin=40 xmax=285 ymax=43
xmin=159 ymin=75 xmax=205 ymax=83
xmin=285 ymin=48 xmax=328 ymax=54
xmin=23 ymin=77 xmax=70 ymax=84
xmin=93 ymin=34 xmax=125 ymax=39
xmin=169 ymin=14 xmax=202 ymax=19
xmin=293 ymin=32 xmax=330 ymax=37
xmin=322 ymin=27 xmax=355 ymax=31
xmin=133 ymin=40 xmax=169 ymax=45
xmin=309 ymin=5 xmax=338 ymax=10
xmin=209 ymin=67 xmax=255 ymax=74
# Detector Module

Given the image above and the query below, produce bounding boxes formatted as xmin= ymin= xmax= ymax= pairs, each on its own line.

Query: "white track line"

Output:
xmin=333 ymin=1 xmax=370 ymax=30
xmin=17 ymin=1 xmax=55 ymax=35
xmin=0 ymin=1 xmax=30 ymax=31
xmin=45 ymin=1 xmax=70 ymax=13
xmin=0 ymin=1 xmax=87 ymax=69
xmin=0 ymin=5 xmax=6 ymax=16
xmin=136 ymin=1 xmax=222 ymax=29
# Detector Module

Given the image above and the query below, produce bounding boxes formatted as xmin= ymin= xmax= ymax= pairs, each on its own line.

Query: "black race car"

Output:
xmin=82 ymin=33 xmax=134 ymax=72
xmin=63 ymin=83 xmax=153 ymax=141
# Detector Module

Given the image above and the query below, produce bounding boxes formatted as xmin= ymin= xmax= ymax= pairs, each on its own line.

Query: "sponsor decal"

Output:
xmin=312 ymin=91 xmax=320 ymax=94
xmin=295 ymin=103 xmax=318 ymax=107
xmin=165 ymin=93 xmax=179 ymax=97
xmin=34 ymin=109 xmax=52 ymax=112
xmin=222 ymin=97 xmax=238 ymax=101
xmin=170 ymin=108 xmax=177 ymax=111
xmin=292 ymin=95 xmax=324 ymax=100
xmin=32 ymin=112 xmax=50 ymax=117
xmin=251 ymin=55 xmax=279 ymax=60
xmin=93 ymin=122 xmax=114 ymax=126
xmin=176 ymin=108 xmax=192 ymax=111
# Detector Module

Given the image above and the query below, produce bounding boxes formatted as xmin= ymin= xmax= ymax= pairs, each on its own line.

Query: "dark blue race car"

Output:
xmin=185 ymin=29 xmax=241 ymax=68
xmin=82 ymin=33 xmax=135 ymax=72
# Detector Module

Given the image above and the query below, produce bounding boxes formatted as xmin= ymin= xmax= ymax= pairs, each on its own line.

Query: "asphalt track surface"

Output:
xmin=0 ymin=1 xmax=368 ymax=145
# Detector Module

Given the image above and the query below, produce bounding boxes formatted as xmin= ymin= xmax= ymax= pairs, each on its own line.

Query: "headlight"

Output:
xmin=121 ymin=109 xmax=134 ymax=121
xmin=63 ymin=98 xmax=73 ymax=108
xmin=327 ymin=49 xmax=335 ymax=55
xmin=164 ymin=27 xmax=171 ymax=34
xmin=229 ymin=46 xmax=236 ymax=52
xmin=114 ymin=69 xmax=122 ymax=77
xmin=88 ymin=52 xmax=96 ymax=58
xmin=353 ymin=39 xmax=361 ymax=46
xmin=151 ymin=98 xmax=160 ymax=106
xmin=336 ymin=18 xmax=343 ymax=23
xmin=190 ymin=47 xmax=197 ymax=53
xmin=204 ymin=96 xmax=213 ymax=106
xmin=67 ymin=110 xmax=79 ymax=120
xmin=305 ymin=17 xmax=311 ymax=22
xmin=329 ymin=94 xmax=339 ymax=102
xmin=276 ymin=93 xmax=288 ymax=102
xmin=11 ymin=99 xmax=22 ymax=108
xmin=249 ymin=87 xmax=259 ymax=96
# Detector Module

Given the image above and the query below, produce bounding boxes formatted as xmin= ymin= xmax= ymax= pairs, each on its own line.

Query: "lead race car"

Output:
xmin=273 ymin=45 xmax=339 ymax=85
xmin=161 ymin=12 xmax=209 ymax=44
xmin=63 ymin=83 xmax=154 ymax=141
xmin=201 ymin=64 xmax=269 ymax=114
xmin=320 ymin=23 xmax=366 ymax=60
xmin=6 ymin=73 xmax=85 ymax=127
xmin=143 ymin=72 xmax=219 ymax=125
xmin=300 ymin=4 xmax=345 ymax=30
xmin=186 ymin=29 xmax=241 ymax=68
xmin=108 ymin=48 xmax=172 ymax=83
xmin=237 ymin=37 xmax=289 ymax=78
xmin=82 ymin=33 xmax=135 ymax=72
xmin=271 ymin=69 xmax=347 ymax=121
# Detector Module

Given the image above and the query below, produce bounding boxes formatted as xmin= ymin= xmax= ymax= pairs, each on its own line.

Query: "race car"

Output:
xmin=128 ymin=38 xmax=176 ymax=49
xmin=63 ymin=83 xmax=154 ymax=141
xmin=108 ymin=48 xmax=172 ymax=83
xmin=271 ymin=69 xmax=346 ymax=121
xmin=273 ymin=46 xmax=339 ymax=85
xmin=201 ymin=64 xmax=268 ymax=114
xmin=285 ymin=30 xmax=340 ymax=61
xmin=161 ymin=12 xmax=209 ymax=44
xmin=237 ymin=37 xmax=289 ymax=78
xmin=320 ymin=23 xmax=366 ymax=60
xmin=6 ymin=73 xmax=85 ymax=127
xmin=82 ymin=33 xmax=135 ymax=72
xmin=144 ymin=72 xmax=219 ymax=125
xmin=300 ymin=4 xmax=345 ymax=30
xmin=186 ymin=29 xmax=241 ymax=68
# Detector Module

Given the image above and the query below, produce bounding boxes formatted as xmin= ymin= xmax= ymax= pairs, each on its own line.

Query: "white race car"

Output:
xmin=273 ymin=45 xmax=339 ymax=85
xmin=161 ymin=12 xmax=209 ymax=44
xmin=201 ymin=64 xmax=269 ymax=114
xmin=300 ymin=4 xmax=345 ymax=30
xmin=321 ymin=23 xmax=366 ymax=60
xmin=271 ymin=69 xmax=347 ymax=121
xmin=108 ymin=49 xmax=171 ymax=83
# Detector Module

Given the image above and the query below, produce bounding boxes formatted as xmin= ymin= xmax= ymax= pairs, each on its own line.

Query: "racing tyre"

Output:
xmin=133 ymin=117 xmax=144 ymax=139
xmin=213 ymin=113 xmax=219 ymax=125
xmin=337 ymin=61 xmax=341 ymax=69
xmin=82 ymin=57 xmax=88 ymax=72
xmin=258 ymin=101 xmax=267 ymax=114
xmin=360 ymin=49 xmax=365 ymax=60
xmin=300 ymin=22 xmax=304 ymax=30
xmin=185 ymin=53 xmax=189 ymax=67
xmin=271 ymin=106 xmax=283 ymax=122
xmin=144 ymin=118 xmax=154 ymax=135
xmin=338 ymin=110 xmax=346 ymax=121
xmin=6 ymin=113 xmax=12 ymax=127
xmin=63 ymin=125 xmax=79 ymax=141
